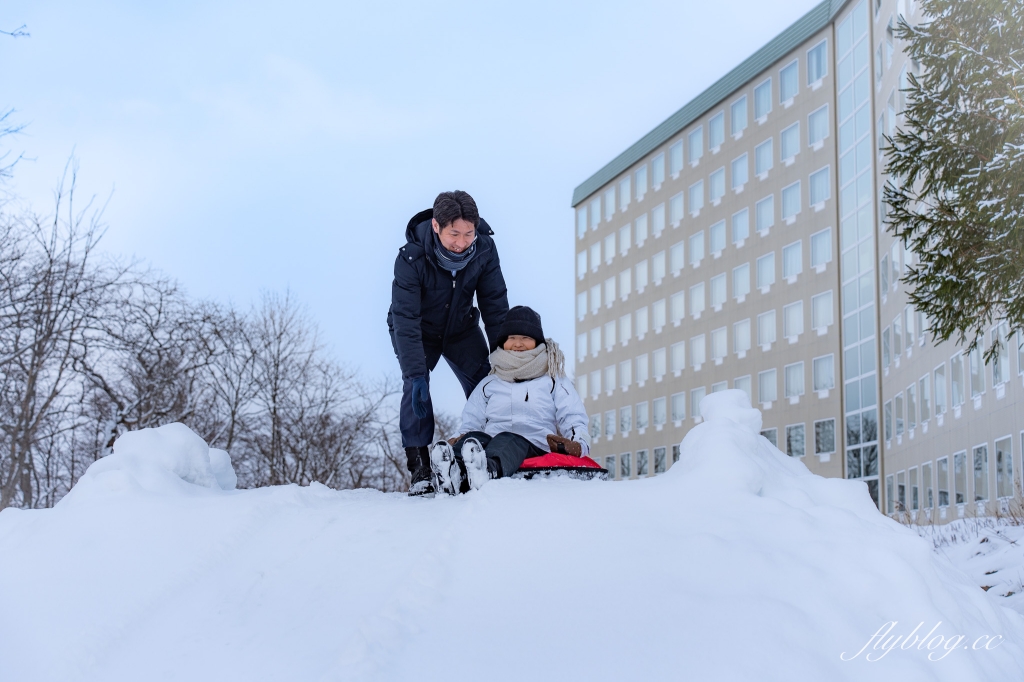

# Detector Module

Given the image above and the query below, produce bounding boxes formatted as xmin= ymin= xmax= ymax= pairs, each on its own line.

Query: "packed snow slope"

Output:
xmin=2 ymin=393 xmax=1023 ymax=682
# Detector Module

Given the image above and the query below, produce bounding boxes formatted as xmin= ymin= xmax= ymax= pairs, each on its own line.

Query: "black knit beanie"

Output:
xmin=496 ymin=306 xmax=545 ymax=348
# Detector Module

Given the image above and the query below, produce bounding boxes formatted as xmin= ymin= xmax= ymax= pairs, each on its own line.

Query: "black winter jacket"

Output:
xmin=387 ymin=209 xmax=509 ymax=379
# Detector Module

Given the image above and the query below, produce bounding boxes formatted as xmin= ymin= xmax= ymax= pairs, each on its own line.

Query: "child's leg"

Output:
xmin=483 ymin=432 xmax=546 ymax=479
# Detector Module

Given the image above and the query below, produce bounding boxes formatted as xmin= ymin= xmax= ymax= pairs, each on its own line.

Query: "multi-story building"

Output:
xmin=570 ymin=0 xmax=1023 ymax=518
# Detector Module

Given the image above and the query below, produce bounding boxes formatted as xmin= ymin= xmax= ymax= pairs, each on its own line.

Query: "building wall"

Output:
xmin=870 ymin=0 xmax=1024 ymax=521
xmin=572 ymin=0 xmax=1024 ymax=522
xmin=573 ymin=23 xmax=843 ymax=482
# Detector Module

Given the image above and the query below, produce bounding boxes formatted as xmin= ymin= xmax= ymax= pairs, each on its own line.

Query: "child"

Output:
xmin=429 ymin=306 xmax=590 ymax=495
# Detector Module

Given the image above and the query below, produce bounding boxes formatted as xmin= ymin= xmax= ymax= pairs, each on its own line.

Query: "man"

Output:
xmin=388 ymin=190 xmax=509 ymax=496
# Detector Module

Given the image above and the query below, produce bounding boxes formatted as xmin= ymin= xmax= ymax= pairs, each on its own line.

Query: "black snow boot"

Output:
xmin=406 ymin=446 xmax=434 ymax=497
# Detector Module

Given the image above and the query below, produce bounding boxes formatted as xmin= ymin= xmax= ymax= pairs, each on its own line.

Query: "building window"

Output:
xmin=576 ymin=250 xmax=587 ymax=280
xmin=910 ymin=467 xmax=919 ymax=510
xmin=734 ymin=375 xmax=752 ymax=401
xmin=577 ymin=373 xmax=587 ymax=400
xmin=732 ymin=208 xmax=749 ymax=244
xmin=670 ymin=292 xmax=685 ymax=326
xmin=733 ymin=263 xmax=751 ymax=300
xmin=603 ymin=187 xmax=615 ymax=222
xmin=671 ymin=392 xmax=686 ymax=422
xmin=709 ymin=112 xmax=725 ymax=150
xmin=589 ymin=414 xmax=601 ymax=439
xmin=603 ymin=278 xmax=616 ymax=309
xmin=993 ymin=322 xmax=1010 ymax=386
xmin=653 ymin=397 xmax=667 ymax=427
xmin=758 ymin=368 xmax=777 ymax=404
xmin=785 ymin=362 xmax=805 ymax=399
xmin=808 ymin=105 xmax=829 ymax=146
xmin=814 ymin=418 xmax=835 ymax=455
xmin=652 ymin=251 xmax=667 ymax=284
xmin=691 ymin=334 xmax=706 ymax=368
xmin=883 ymin=401 xmax=892 ymax=440
xmin=894 ymin=392 xmax=904 ymax=436
xmin=950 ymin=352 xmax=965 ymax=407
xmin=782 ymin=241 xmax=802 ymax=280
xmin=755 ymin=138 xmax=773 ymax=176
xmin=937 ymin=456 xmax=949 ymax=506
xmin=756 ymin=252 xmax=776 ymax=289
xmin=810 ymin=228 xmax=832 ymax=268
xmin=756 ymin=195 xmax=775 ymax=233
xmin=995 ymin=436 xmax=1013 ymax=499
xmin=669 ymin=192 xmax=684 ymax=227
xmin=780 ymin=60 xmax=799 ymax=103
xmin=761 ymin=428 xmax=778 ymax=447
xmin=710 ymin=220 xmax=727 ymax=255
xmin=635 ymin=260 xmax=648 ymax=292
xmin=653 ymin=347 xmax=667 ymax=378
xmin=671 ymin=341 xmax=685 ymax=373
xmin=732 ymin=154 xmax=749 ymax=190
xmin=589 ymin=285 xmax=600 ymax=315
xmin=974 ymin=444 xmax=989 ymax=501
xmin=652 ymin=152 xmax=665 ymax=188
xmin=619 ymin=176 xmax=631 ymax=211
xmin=665 ymin=239 xmax=681 ymax=276
xmin=757 ymin=310 xmax=776 ymax=346
xmin=621 ymin=452 xmax=632 ymax=478
xmin=688 ymin=126 xmax=703 ymax=165
xmin=619 ymin=269 xmax=631 ymax=301
xmin=953 ymin=451 xmax=967 ymax=504
xmin=785 ymin=423 xmax=806 ymax=457
xmin=635 ymin=401 xmax=649 ymax=430
xmin=576 ymin=331 xmax=587 ymax=359
xmin=731 ymin=96 xmax=748 ymax=136
xmin=781 ymin=122 xmax=800 ymax=161
xmin=923 ymin=461 xmax=933 ymax=509
xmin=733 ymin=319 xmax=752 ymax=356
xmin=782 ymin=181 xmax=801 ymax=221
xmin=619 ymin=405 xmax=632 ymax=434
xmin=669 ymin=141 xmax=683 ymax=178
xmin=892 ymin=313 xmax=903 ymax=356
xmin=710 ymin=273 xmax=727 ymax=309
xmin=690 ymin=282 xmax=705 ymax=317
xmin=813 ymin=354 xmax=835 ymax=391
xmin=603 ymin=234 xmax=615 ymax=265
xmin=969 ymin=347 xmax=986 ymax=397
xmin=635 ymin=165 xmax=648 ymax=201
xmin=809 ymin=167 xmax=830 ymax=206
xmin=807 ymin=40 xmax=828 ymax=84
xmin=754 ymin=77 xmax=772 ymax=119
xmin=691 ymin=387 xmax=706 ymax=419
xmin=605 ymin=455 xmax=616 ymax=479
xmin=619 ymin=358 xmax=632 ymax=388
xmin=689 ymin=231 xmax=705 ymax=267
xmin=652 ymin=299 xmax=666 ymax=330
xmin=619 ymin=312 xmax=633 ymax=345
xmin=934 ymin=363 xmax=947 ymax=415
xmin=783 ymin=300 xmax=804 ymax=339
xmin=590 ymin=197 xmax=600 ymax=230
xmin=604 ymin=410 xmax=616 ymax=438
xmin=712 ymin=327 xmax=728 ymax=363
xmin=672 ymin=444 xmax=681 ymax=463
xmin=637 ymin=450 xmax=649 ymax=476
xmin=654 ymin=447 xmax=667 ymax=474
xmin=882 ymin=327 xmax=891 ymax=368
xmin=689 ymin=180 xmax=705 ymax=214
xmin=919 ymin=374 xmax=931 ymax=422
xmin=812 ymin=291 xmax=834 ymax=331
xmin=710 ymin=168 xmax=726 ymax=203
xmin=885 ymin=475 xmax=894 ymax=513
xmin=636 ymin=213 xmax=650 ymax=244
xmin=576 ymin=291 xmax=587 ymax=321
xmin=576 ymin=207 xmax=587 ymax=240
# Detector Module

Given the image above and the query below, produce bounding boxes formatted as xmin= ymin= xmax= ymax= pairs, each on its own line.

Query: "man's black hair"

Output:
xmin=433 ymin=190 xmax=479 ymax=229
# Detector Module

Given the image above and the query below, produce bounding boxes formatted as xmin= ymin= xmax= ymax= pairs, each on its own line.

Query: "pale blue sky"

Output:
xmin=2 ymin=0 xmax=820 ymax=416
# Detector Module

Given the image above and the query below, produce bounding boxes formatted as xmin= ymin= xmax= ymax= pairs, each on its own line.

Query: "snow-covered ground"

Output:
xmin=2 ymin=391 xmax=1023 ymax=681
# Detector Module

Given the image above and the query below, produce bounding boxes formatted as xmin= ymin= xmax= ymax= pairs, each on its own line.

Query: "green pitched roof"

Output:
xmin=571 ymin=0 xmax=851 ymax=208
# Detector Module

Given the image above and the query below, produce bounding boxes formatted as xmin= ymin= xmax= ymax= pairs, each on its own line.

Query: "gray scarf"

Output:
xmin=431 ymin=230 xmax=477 ymax=273
xmin=488 ymin=339 xmax=566 ymax=383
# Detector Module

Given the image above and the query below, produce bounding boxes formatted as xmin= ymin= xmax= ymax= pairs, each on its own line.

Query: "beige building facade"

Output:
xmin=570 ymin=0 xmax=1023 ymax=518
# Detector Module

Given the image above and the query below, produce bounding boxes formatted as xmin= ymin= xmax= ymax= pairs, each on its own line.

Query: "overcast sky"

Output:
xmin=2 ymin=0 xmax=821 ymax=416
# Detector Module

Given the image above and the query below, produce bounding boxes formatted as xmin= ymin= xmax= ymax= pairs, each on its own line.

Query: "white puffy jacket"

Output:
xmin=460 ymin=374 xmax=591 ymax=456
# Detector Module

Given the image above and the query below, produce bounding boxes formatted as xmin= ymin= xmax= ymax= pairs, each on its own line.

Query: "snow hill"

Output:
xmin=1 ymin=391 xmax=1023 ymax=682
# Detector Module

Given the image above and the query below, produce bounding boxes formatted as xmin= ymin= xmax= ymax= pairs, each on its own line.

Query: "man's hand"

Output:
xmin=411 ymin=377 xmax=430 ymax=419
xmin=546 ymin=434 xmax=582 ymax=457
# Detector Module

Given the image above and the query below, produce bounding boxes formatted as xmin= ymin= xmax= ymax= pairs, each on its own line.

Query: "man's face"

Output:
xmin=432 ymin=218 xmax=477 ymax=254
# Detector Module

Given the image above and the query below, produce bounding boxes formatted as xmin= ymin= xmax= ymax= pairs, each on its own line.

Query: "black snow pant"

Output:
xmin=453 ymin=431 xmax=546 ymax=479
xmin=399 ymin=328 xmax=490 ymax=448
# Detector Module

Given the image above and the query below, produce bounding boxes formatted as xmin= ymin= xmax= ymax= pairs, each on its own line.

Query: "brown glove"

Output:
xmin=447 ymin=434 xmax=464 ymax=446
xmin=547 ymin=434 xmax=582 ymax=457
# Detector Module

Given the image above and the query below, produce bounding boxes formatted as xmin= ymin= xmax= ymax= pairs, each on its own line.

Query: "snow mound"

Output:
xmin=1 ymin=392 xmax=1022 ymax=682
xmin=63 ymin=423 xmax=236 ymax=503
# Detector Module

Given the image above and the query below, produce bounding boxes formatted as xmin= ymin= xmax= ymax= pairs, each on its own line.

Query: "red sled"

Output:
xmin=512 ymin=452 xmax=609 ymax=481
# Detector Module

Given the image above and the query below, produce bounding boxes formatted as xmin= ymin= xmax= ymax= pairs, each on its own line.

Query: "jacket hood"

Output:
xmin=404 ymin=208 xmax=495 ymax=249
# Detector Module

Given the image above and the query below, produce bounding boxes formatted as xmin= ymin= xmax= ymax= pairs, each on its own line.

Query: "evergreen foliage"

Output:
xmin=884 ymin=0 xmax=1024 ymax=359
